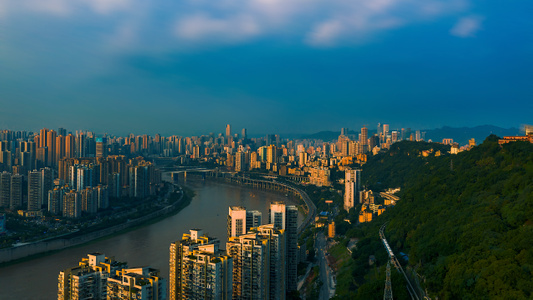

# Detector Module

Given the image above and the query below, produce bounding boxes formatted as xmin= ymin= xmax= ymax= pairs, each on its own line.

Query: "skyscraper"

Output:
xmin=0 ymin=172 xmax=11 ymax=208
xmin=64 ymin=190 xmax=81 ymax=218
xmin=169 ymin=229 xmax=232 ymax=300
xmin=10 ymin=174 xmax=23 ymax=210
xmin=48 ymin=187 xmax=64 ymax=215
xmin=269 ymin=202 xmax=298 ymax=292
xmin=41 ymin=167 xmax=53 ymax=206
xmin=227 ymin=206 xmax=263 ymax=239
xmin=28 ymin=170 xmax=42 ymax=211
xmin=234 ymin=151 xmax=245 ymax=172
xmin=266 ymin=145 xmax=277 ymax=165
xmin=226 ymin=124 xmax=231 ymax=137
xmin=46 ymin=130 xmax=57 ymax=167
xmin=228 ymin=206 xmax=247 ymax=238
xmin=227 ymin=232 xmax=269 ymax=300
xmin=257 ymin=224 xmax=286 ymax=298
xmin=360 ymin=126 xmax=368 ymax=151
xmin=344 ymin=168 xmax=361 ymax=211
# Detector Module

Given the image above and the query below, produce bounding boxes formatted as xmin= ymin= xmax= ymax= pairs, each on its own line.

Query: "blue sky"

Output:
xmin=0 ymin=0 xmax=531 ymax=136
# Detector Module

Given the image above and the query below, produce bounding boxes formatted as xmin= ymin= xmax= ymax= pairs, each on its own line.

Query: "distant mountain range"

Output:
xmin=298 ymin=125 xmax=520 ymax=146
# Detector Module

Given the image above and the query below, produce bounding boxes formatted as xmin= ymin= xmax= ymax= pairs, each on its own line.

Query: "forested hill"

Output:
xmin=355 ymin=136 xmax=533 ymax=299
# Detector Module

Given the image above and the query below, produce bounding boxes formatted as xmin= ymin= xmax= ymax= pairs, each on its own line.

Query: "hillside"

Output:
xmin=334 ymin=136 xmax=533 ymax=299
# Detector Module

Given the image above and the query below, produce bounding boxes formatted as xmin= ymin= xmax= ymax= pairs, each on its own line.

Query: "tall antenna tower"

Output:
xmin=384 ymin=260 xmax=393 ymax=300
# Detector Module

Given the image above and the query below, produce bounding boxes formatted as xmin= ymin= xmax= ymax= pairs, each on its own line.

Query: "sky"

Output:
xmin=0 ymin=0 xmax=532 ymax=136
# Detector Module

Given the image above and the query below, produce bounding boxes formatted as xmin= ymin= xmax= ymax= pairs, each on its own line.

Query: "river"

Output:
xmin=0 ymin=177 xmax=304 ymax=299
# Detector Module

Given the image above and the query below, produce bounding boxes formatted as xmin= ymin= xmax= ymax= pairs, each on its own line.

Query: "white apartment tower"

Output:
xmin=268 ymin=202 xmax=298 ymax=292
xmin=227 ymin=206 xmax=262 ymax=239
xmin=344 ymin=168 xmax=361 ymax=211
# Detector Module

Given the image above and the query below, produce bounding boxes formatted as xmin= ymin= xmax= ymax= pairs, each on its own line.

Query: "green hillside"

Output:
xmin=335 ymin=136 xmax=533 ymax=299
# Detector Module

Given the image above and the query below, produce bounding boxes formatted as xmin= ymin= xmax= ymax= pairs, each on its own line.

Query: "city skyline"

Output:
xmin=1 ymin=1 xmax=532 ymax=135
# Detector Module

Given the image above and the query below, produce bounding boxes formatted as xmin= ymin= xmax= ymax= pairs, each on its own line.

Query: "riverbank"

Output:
xmin=205 ymin=174 xmax=317 ymax=234
xmin=0 ymin=185 xmax=193 ymax=266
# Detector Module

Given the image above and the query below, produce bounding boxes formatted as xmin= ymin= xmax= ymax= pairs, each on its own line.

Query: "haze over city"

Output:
xmin=1 ymin=0 xmax=532 ymax=135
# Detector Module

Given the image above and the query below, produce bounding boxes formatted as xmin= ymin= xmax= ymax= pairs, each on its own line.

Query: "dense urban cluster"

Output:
xmin=58 ymin=201 xmax=299 ymax=300
xmin=4 ymin=124 xmax=529 ymax=299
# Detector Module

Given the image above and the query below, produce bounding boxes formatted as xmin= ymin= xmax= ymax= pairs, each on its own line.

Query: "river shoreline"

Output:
xmin=0 ymin=185 xmax=192 ymax=266
xmin=0 ymin=174 xmax=315 ymax=266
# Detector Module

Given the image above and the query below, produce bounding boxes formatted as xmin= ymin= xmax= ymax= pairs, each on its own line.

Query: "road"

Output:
xmin=316 ymin=232 xmax=336 ymax=299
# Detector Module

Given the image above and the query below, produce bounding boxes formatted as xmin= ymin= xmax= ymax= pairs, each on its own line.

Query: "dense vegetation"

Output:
xmin=335 ymin=137 xmax=533 ymax=299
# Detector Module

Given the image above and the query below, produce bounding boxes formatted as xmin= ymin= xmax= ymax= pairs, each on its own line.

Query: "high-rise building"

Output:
xmin=169 ymin=229 xmax=232 ymax=300
xmin=58 ymin=127 xmax=67 ymax=137
xmin=58 ymin=253 xmax=126 ymax=300
xmin=227 ymin=232 xmax=269 ymax=300
xmin=0 ymin=171 xmax=11 ymax=208
xmin=227 ymin=206 xmax=263 ymax=239
xmin=226 ymin=124 xmax=231 ymax=137
xmin=247 ymin=210 xmax=262 ymax=230
xmin=107 ymin=267 xmax=166 ymax=300
xmin=360 ymin=126 xmax=368 ymax=151
xmin=64 ymin=190 xmax=81 ymax=218
xmin=257 ymin=224 xmax=286 ymax=298
xmin=234 ymin=151 xmax=245 ymax=172
xmin=391 ymin=131 xmax=398 ymax=143
xmin=344 ymin=168 xmax=361 ymax=211
xmin=269 ymin=202 xmax=298 ymax=292
xmin=66 ymin=134 xmax=76 ymax=158
xmin=41 ymin=167 xmax=53 ymax=206
xmin=48 ymin=187 xmax=64 ymax=215
xmin=96 ymin=138 xmax=107 ymax=158
xmin=47 ymin=130 xmax=57 ymax=167
xmin=96 ymin=185 xmax=109 ymax=210
xmin=28 ymin=170 xmax=42 ymax=211
xmin=129 ymin=165 xmax=145 ymax=198
xmin=56 ymin=135 xmax=66 ymax=165
xmin=81 ymin=187 xmax=98 ymax=214
xmin=10 ymin=174 xmax=23 ymax=210
xmin=241 ymin=128 xmax=247 ymax=139
xmin=266 ymin=145 xmax=277 ymax=164
xmin=228 ymin=206 xmax=247 ymax=238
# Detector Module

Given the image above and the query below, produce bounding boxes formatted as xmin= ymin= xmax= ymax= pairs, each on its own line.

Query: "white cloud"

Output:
xmin=7 ymin=0 xmax=133 ymax=16
xmin=175 ymin=14 xmax=261 ymax=42
xmin=450 ymin=16 xmax=483 ymax=37
xmin=4 ymin=0 xmax=475 ymax=49
xmin=81 ymin=0 xmax=132 ymax=15
xmin=172 ymin=0 xmax=472 ymax=47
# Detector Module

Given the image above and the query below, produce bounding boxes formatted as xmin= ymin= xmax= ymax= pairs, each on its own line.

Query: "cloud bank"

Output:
xmin=3 ymin=0 xmax=472 ymax=48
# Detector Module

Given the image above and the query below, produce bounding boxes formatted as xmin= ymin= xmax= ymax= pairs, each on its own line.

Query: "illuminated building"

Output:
xmin=269 ymin=202 xmax=297 ymax=292
xmin=227 ymin=232 xmax=269 ymax=299
xmin=344 ymin=168 xmax=361 ymax=211
xmin=58 ymin=253 xmax=127 ymax=300
xmin=107 ymin=267 xmax=166 ymax=300
xmin=169 ymin=229 xmax=232 ymax=300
